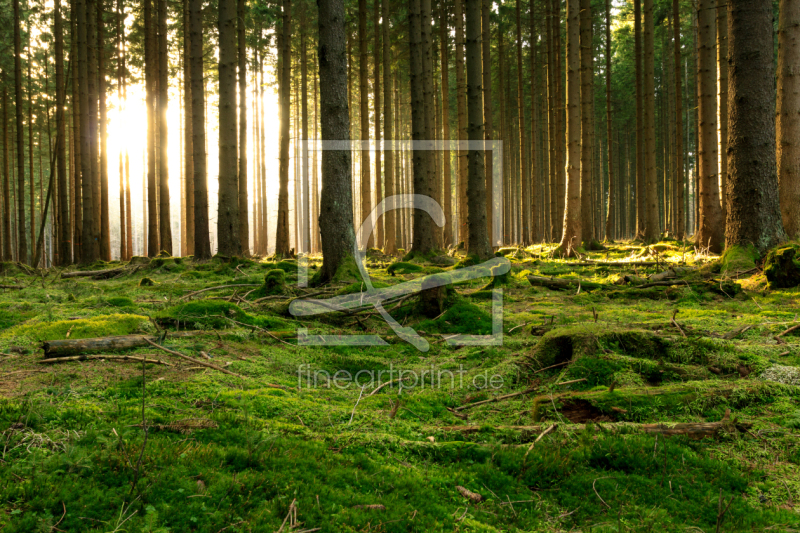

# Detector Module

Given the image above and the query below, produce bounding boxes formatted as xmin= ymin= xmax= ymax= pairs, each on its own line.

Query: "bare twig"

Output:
xmin=593 ymin=477 xmax=614 ymax=509
xmin=144 ymin=339 xmax=247 ymax=379
xmin=348 ymin=385 xmax=366 ymax=425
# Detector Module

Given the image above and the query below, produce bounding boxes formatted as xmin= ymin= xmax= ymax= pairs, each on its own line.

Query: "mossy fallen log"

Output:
xmin=42 ymin=331 xmax=204 ymax=357
xmin=527 ymin=275 xmax=608 ymax=291
xmin=61 ymin=266 xmax=129 ymax=279
xmin=433 ymin=411 xmax=749 ymax=438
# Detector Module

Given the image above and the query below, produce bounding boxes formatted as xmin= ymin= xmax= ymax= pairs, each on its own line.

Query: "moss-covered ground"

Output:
xmin=0 ymin=242 xmax=799 ymax=531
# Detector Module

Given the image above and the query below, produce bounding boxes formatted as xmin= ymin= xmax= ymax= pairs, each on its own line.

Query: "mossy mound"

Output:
xmin=156 ymin=300 xmax=287 ymax=330
xmin=720 ymin=244 xmax=759 ymax=276
xmin=387 ymin=262 xmax=423 ymax=276
xmin=139 ymin=277 xmax=155 ymax=286
xmin=764 ymin=244 xmax=800 ymax=289
xmin=128 ymin=256 xmax=150 ymax=265
xmin=415 ymin=301 xmax=493 ymax=335
xmin=335 ymin=280 xmax=390 ymax=295
xmin=264 ymin=269 xmax=287 ymax=295
xmin=454 ymin=254 xmax=481 ymax=269
xmin=4 ymin=313 xmax=148 ymax=341
xmin=91 ymin=296 xmax=135 ymax=308
xmin=148 ymin=255 xmax=185 ymax=271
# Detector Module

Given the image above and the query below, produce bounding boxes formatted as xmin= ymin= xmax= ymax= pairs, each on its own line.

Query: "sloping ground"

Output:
xmin=0 ymin=243 xmax=798 ymax=532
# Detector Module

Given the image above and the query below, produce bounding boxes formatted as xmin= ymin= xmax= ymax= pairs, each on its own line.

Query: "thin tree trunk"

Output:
xmin=778 ymin=0 xmax=800 ymax=239
xmin=440 ymin=6 xmax=452 ymax=246
xmin=673 ymin=0 xmax=684 ymax=240
xmin=259 ymin=41 xmax=268 ymax=254
xmin=116 ymin=0 xmax=126 ymax=261
xmin=579 ymin=0 xmax=593 ymax=247
xmin=190 ymin=0 xmax=211 ymax=259
xmin=515 ymin=0 xmax=529 ymax=245
xmin=529 ymin=2 xmax=540 ymax=243
xmin=218 ymin=0 xmax=241 ymax=256
xmin=466 ymin=0 xmax=490 ymax=260
xmin=716 ymin=0 xmax=727 ymax=228
xmin=603 ymin=0 xmax=614 ymax=242
xmin=383 ymin=0 xmax=396 ymax=255
xmin=237 ymin=0 xmax=248 ymax=254
xmin=145 ymin=0 xmax=158 ymax=256
xmin=726 ymin=0 xmax=786 ymax=252
xmin=13 ymin=0 xmax=27 ymax=265
xmin=455 ymin=0 xmax=468 ymax=248
xmin=183 ymin=0 xmax=194 ymax=256
xmin=555 ymin=0 xmax=582 ymax=256
xmin=696 ymin=0 xmax=724 ymax=252
xmin=98 ymin=0 xmax=110 ymax=260
xmin=299 ymin=10 xmax=310 ymax=254
xmin=481 ymin=0 xmax=493 ymax=247
xmin=55 ymin=0 xmax=70 ymax=264
xmin=275 ymin=0 xmax=292 ymax=256
xmin=642 ymin=0 xmax=659 ymax=242
xmin=157 ymin=0 xmax=172 ymax=254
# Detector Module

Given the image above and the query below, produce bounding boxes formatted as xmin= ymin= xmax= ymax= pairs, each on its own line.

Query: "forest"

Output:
xmin=0 ymin=0 xmax=800 ymax=530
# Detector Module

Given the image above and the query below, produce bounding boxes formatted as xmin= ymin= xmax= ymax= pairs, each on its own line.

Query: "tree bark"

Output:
xmin=55 ymin=0 xmax=70 ymax=264
xmin=633 ymin=0 xmax=644 ymax=239
xmin=275 ymin=0 xmax=292 ymax=256
xmin=466 ymin=0 xmax=491 ymax=260
xmin=481 ymin=0 xmax=493 ymax=247
xmin=716 ymin=0 xmax=728 ymax=228
xmin=643 ymin=0 xmax=659 ymax=243
xmin=455 ymin=0 xmax=468 ymax=248
xmin=529 ymin=2 xmax=540 ymax=243
xmin=237 ymin=0 xmax=248 ymax=254
xmin=190 ymin=0 xmax=211 ymax=259
xmin=13 ymin=0 xmax=27 ymax=265
xmin=546 ymin=0 xmax=557 ymax=242
xmin=383 ymin=0 xmax=396 ymax=255
xmin=515 ymin=0 xmax=529 ymax=245
xmin=317 ymin=0 xmax=357 ymax=282
xmin=156 ymin=0 xmax=172 ymax=255
xmin=300 ymin=10 xmax=310 ymax=255
xmin=145 ymin=0 xmax=158 ymax=256
xmin=696 ymin=0 xmax=724 ymax=253
xmin=217 ymin=0 xmax=241 ymax=257
xmin=183 ymin=0 xmax=194 ymax=256
xmin=603 ymin=0 xmax=614 ymax=242
xmin=98 ymin=0 xmax=110 ymax=260
xmin=672 ymin=0 xmax=684 ymax=240
xmin=778 ymin=0 xmax=800 ymax=239
xmin=579 ymin=0 xmax=593 ymax=247
xmin=726 ymin=0 xmax=787 ymax=252
xmin=2 ymin=84 xmax=10 ymax=262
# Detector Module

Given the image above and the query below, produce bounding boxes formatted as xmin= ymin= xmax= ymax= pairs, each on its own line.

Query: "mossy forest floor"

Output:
xmin=1 ymin=242 xmax=799 ymax=532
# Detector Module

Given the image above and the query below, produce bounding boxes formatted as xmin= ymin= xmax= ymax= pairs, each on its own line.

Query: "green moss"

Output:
xmin=139 ymin=277 xmax=155 ymax=286
xmin=104 ymin=296 xmax=135 ymax=308
xmin=720 ymin=244 xmax=759 ymax=276
xmin=335 ymin=280 xmax=390 ymax=295
xmin=387 ymin=262 xmax=423 ymax=275
xmin=4 ymin=313 xmax=147 ymax=341
xmin=156 ymin=300 xmax=287 ymax=330
xmin=416 ymin=301 xmax=493 ymax=334
xmin=764 ymin=244 xmax=800 ymax=289
xmin=264 ymin=269 xmax=287 ymax=295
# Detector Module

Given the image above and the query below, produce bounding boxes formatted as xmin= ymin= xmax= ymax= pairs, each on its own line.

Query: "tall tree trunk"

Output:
xmin=317 ymin=0 xmax=357 ymax=281
xmin=145 ymin=0 xmax=158 ymax=256
xmin=78 ymin=0 xmax=97 ymax=263
xmin=673 ymin=0 xmax=684 ymax=240
xmin=374 ymin=0 xmax=383 ymax=249
xmin=579 ymin=0 xmax=593 ymax=247
xmin=633 ymin=0 xmax=644 ymax=239
xmin=546 ymin=0 xmax=556 ymax=241
xmin=481 ymin=0 xmax=493 ymax=246
xmin=190 ymin=0 xmax=211 ymax=259
xmin=71 ymin=5 xmax=82 ymax=260
xmin=515 ymin=0 xmax=529 ymax=245
xmin=778 ymin=0 xmax=800 ymax=239
xmin=98 ymin=0 xmax=110 ymax=260
xmin=642 ymin=0 xmax=659 ymax=242
xmin=300 ymin=10 xmax=311 ymax=254
xmin=183 ymin=0 xmax=194 ymax=256
xmin=422 ymin=0 xmax=439 ymax=249
xmin=157 ymin=0 xmax=172 ymax=254
xmin=237 ymin=0 xmax=248 ymax=254
xmin=259 ymin=41 xmax=268 ymax=254
xmin=555 ymin=0 xmax=581 ymax=256
xmin=603 ymin=0 xmax=614 ymax=242
xmin=696 ymin=0 xmax=723 ymax=253
xmin=358 ymin=0 xmax=371 ymax=248
xmin=275 ymin=0 xmax=292 ymax=255
xmin=27 ymin=26 xmax=34 ymax=260
xmin=529 ymin=2 xmax=540 ymax=243
xmin=383 ymin=0 xmax=396 ymax=254
xmin=218 ymin=0 xmax=241 ymax=256
xmin=87 ymin=0 xmax=100 ymax=257
xmin=13 ymin=0 xmax=27 ymax=265
xmin=409 ymin=0 xmax=438 ymax=255
xmin=440 ymin=6 xmax=452 ymax=246
xmin=55 ymin=0 xmax=70 ymax=264
xmin=454 ymin=0 xmax=468 ymax=248
xmin=716 ymin=0 xmax=727 ymax=228
xmin=466 ymin=0 xmax=490 ymax=260
xmin=116 ymin=0 xmax=126 ymax=261
xmin=2 ymin=84 xmax=10 ymax=262
xmin=726 ymin=0 xmax=786 ymax=252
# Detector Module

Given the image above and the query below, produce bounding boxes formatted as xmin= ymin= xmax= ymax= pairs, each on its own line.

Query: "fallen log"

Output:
xmin=39 ymin=354 xmax=174 ymax=366
xmin=60 ymin=267 xmax=129 ymax=279
xmin=434 ymin=411 xmax=748 ymax=439
xmin=0 ymin=285 xmax=24 ymax=290
xmin=42 ymin=330 xmax=205 ymax=357
xmin=527 ymin=275 xmax=607 ymax=292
